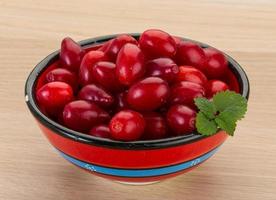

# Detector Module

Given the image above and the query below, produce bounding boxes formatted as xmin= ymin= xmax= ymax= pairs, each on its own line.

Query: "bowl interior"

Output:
xmin=25 ymin=33 xmax=250 ymax=149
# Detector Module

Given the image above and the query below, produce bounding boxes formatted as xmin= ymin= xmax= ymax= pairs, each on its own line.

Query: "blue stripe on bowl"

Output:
xmin=57 ymin=146 xmax=219 ymax=178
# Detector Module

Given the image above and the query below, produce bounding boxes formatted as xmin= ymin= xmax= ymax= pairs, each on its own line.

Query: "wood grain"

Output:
xmin=1 ymin=0 xmax=276 ymax=199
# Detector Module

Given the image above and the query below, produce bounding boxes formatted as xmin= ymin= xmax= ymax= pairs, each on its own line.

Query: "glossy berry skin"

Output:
xmin=116 ymin=44 xmax=145 ymax=85
xmin=109 ymin=110 xmax=145 ymax=141
xmin=60 ymin=37 xmax=84 ymax=72
xmin=177 ymin=66 xmax=207 ymax=85
xmin=79 ymin=51 xmax=107 ymax=86
xmin=175 ymin=41 xmax=205 ymax=68
xmin=139 ymin=29 xmax=177 ymax=59
xmin=116 ymin=91 xmax=129 ymax=111
xmin=167 ymin=104 xmax=196 ymax=135
xmin=206 ymin=80 xmax=229 ymax=98
xmin=146 ymin=58 xmax=179 ymax=83
xmin=63 ymin=100 xmax=110 ymax=133
xmin=203 ymin=48 xmax=228 ymax=79
xmin=173 ymin=36 xmax=182 ymax=46
xmin=78 ymin=84 xmax=114 ymax=108
xmin=143 ymin=112 xmax=167 ymax=140
xmin=46 ymin=68 xmax=78 ymax=92
xmin=88 ymin=125 xmax=111 ymax=139
xmin=98 ymin=39 xmax=113 ymax=52
xmin=36 ymin=82 xmax=74 ymax=117
xmin=104 ymin=35 xmax=138 ymax=61
xmin=92 ymin=61 xmax=123 ymax=92
xmin=127 ymin=77 xmax=170 ymax=111
xmin=170 ymin=81 xmax=205 ymax=107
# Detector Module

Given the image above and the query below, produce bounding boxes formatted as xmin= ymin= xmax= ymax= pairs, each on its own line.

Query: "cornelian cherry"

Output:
xmin=46 ymin=68 xmax=78 ymax=92
xmin=63 ymin=100 xmax=110 ymax=133
xmin=206 ymin=80 xmax=229 ymax=98
xmin=175 ymin=41 xmax=205 ymax=69
xmin=37 ymin=31 xmax=232 ymax=140
xmin=170 ymin=81 xmax=205 ymax=107
xmin=116 ymin=44 xmax=145 ymax=85
xmin=79 ymin=51 xmax=107 ymax=86
xmin=109 ymin=110 xmax=145 ymax=141
xmin=203 ymin=48 xmax=228 ymax=79
xmin=143 ymin=112 xmax=167 ymax=140
xmin=92 ymin=61 xmax=123 ymax=92
xmin=78 ymin=84 xmax=114 ymax=108
xmin=177 ymin=66 xmax=207 ymax=85
xmin=127 ymin=77 xmax=170 ymax=111
xmin=173 ymin=36 xmax=182 ymax=46
xmin=60 ymin=37 xmax=84 ymax=72
xmin=98 ymin=39 xmax=113 ymax=52
xmin=36 ymin=82 xmax=74 ymax=117
xmin=104 ymin=35 xmax=137 ymax=61
xmin=89 ymin=125 xmax=111 ymax=138
xmin=146 ymin=58 xmax=179 ymax=83
xmin=139 ymin=29 xmax=176 ymax=59
xmin=167 ymin=104 xmax=196 ymax=135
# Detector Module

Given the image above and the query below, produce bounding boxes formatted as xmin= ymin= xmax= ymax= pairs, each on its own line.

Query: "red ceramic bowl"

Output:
xmin=25 ymin=34 xmax=250 ymax=185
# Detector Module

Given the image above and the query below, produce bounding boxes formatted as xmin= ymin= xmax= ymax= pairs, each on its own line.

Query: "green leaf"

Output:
xmin=196 ymin=112 xmax=218 ymax=136
xmin=195 ymin=91 xmax=248 ymax=137
xmin=194 ymin=97 xmax=217 ymax=119
xmin=215 ymin=111 xmax=237 ymax=136
xmin=213 ymin=91 xmax=247 ymax=120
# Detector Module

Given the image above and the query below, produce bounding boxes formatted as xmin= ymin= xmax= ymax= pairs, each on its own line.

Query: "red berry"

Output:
xmin=175 ymin=41 xmax=205 ymax=68
xmin=127 ymin=77 xmax=170 ymax=111
xmin=116 ymin=43 xmax=145 ymax=85
xmin=46 ymin=68 xmax=78 ymax=92
xmin=177 ymin=66 xmax=207 ymax=85
xmin=60 ymin=37 xmax=84 ymax=72
xmin=139 ymin=29 xmax=176 ymax=59
xmin=63 ymin=100 xmax=110 ymax=133
xmin=109 ymin=110 xmax=145 ymax=141
xmin=143 ymin=112 xmax=167 ymax=140
xmin=104 ymin=34 xmax=138 ymax=61
xmin=36 ymin=82 xmax=74 ymax=117
xmin=146 ymin=58 xmax=179 ymax=83
xmin=78 ymin=84 xmax=114 ymax=108
xmin=206 ymin=80 xmax=229 ymax=98
xmin=167 ymin=104 xmax=196 ymax=135
xmin=92 ymin=61 xmax=123 ymax=92
xmin=89 ymin=125 xmax=111 ymax=138
xmin=173 ymin=36 xmax=182 ymax=46
xmin=203 ymin=48 xmax=228 ymax=79
xmin=41 ymin=30 xmax=235 ymax=142
xmin=98 ymin=39 xmax=113 ymax=52
xmin=116 ymin=91 xmax=129 ymax=111
xmin=79 ymin=51 xmax=107 ymax=86
xmin=170 ymin=81 xmax=205 ymax=107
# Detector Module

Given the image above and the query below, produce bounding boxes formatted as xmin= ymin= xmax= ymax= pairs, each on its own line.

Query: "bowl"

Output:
xmin=25 ymin=33 xmax=250 ymax=185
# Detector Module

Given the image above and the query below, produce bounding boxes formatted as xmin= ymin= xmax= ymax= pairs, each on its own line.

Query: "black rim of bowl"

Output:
xmin=25 ymin=33 xmax=250 ymax=150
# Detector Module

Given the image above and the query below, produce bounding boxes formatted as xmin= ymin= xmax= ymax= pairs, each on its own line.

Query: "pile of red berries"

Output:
xmin=36 ymin=29 xmax=231 ymax=141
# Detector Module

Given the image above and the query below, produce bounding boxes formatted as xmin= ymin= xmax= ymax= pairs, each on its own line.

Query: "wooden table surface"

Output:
xmin=1 ymin=0 xmax=276 ymax=199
